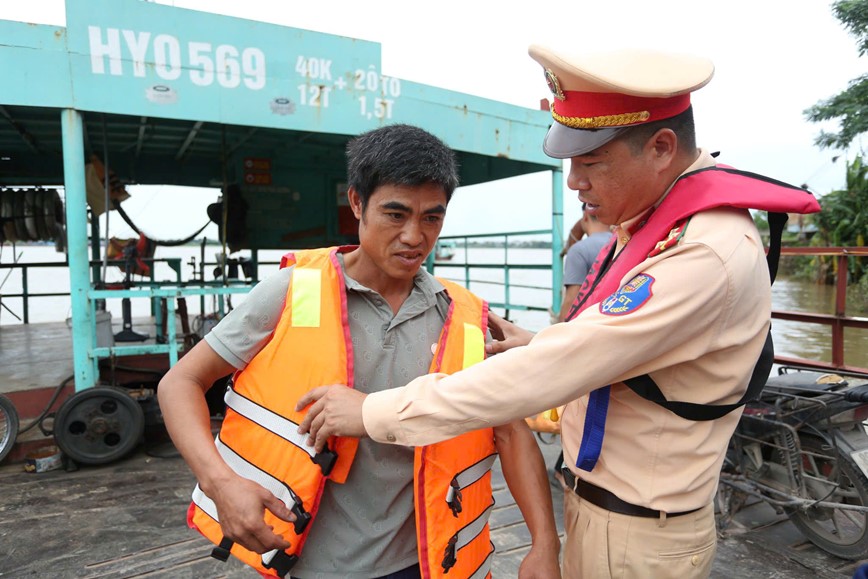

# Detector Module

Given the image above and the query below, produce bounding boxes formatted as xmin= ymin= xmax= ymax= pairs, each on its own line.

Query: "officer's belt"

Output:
xmin=561 ymin=467 xmax=702 ymax=519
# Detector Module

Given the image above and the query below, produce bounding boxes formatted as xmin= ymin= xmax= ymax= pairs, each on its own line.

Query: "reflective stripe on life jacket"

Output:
xmin=416 ymin=277 xmax=496 ymax=579
xmin=440 ymin=501 xmax=495 ymax=574
xmin=189 ymin=247 xmax=496 ymax=578
xmin=189 ymin=247 xmax=358 ymax=576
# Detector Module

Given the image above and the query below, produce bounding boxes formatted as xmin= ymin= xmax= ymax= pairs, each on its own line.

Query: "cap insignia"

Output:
xmin=544 ymin=68 xmax=565 ymax=101
xmin=551 ymin=108 xmax=651 ymax=129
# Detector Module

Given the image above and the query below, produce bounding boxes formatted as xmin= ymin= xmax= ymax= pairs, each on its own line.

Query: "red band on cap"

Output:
xmin=552 ymin=92 xmax=691 ymax=129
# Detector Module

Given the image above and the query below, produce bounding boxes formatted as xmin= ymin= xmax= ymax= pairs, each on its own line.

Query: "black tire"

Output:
xmin=0 ymin=394 xmax=20 ymax=464
xmin=53 ymin=386 xmax=144 ymax=466
xmin=787 ymin=435 xmax=868 ymax=559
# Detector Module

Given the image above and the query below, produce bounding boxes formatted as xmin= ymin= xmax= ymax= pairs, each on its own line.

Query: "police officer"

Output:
xmin=297 ymin=46 xmax=821 ymax=578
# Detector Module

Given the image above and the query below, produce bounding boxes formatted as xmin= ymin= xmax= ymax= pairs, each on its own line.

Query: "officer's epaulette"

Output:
xmin=648 ymin=217 xmax=691 ymax=257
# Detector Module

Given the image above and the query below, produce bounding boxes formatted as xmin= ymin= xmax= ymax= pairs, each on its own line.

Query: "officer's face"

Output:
xmin=566 ymin=137 xmax=662 ymax=226
xmin=350 ymin=183 xmax=447 ymax=283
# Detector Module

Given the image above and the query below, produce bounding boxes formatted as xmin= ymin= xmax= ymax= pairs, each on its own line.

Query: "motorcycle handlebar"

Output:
xmin=843 ymin=387 xmax=868 ymax=404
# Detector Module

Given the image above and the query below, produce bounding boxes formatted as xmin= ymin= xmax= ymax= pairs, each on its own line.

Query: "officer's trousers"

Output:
xmin=561 ymin=490 xmax=716 ymax=578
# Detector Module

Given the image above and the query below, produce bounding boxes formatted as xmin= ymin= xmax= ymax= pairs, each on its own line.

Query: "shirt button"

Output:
xmin=386 ymin=433 xmax=396 ymax=442
xmin=691 ymin=555 xmax=700 ymax=566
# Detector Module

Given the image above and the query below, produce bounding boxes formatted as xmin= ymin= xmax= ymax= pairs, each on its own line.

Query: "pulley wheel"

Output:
xmin=54 ymin=386 xmax=145 ymax=465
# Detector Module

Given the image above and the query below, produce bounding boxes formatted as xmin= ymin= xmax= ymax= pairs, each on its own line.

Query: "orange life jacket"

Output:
xmin=188 ymin=247 xmax=496 ymax=578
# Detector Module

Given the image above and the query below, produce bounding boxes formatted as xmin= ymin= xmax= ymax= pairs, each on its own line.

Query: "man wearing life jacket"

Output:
xmin=157 ymin=124 xmax=561 ymax=579
xmin=296 ymin=49 xmax=822 ymax=578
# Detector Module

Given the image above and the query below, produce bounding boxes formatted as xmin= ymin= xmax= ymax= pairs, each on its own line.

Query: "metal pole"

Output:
xmin=551 ymin=166 xmax=564 ymax=314
xmin=21 ymin=267 xmax=28 ymax=324
xmin=833 ymin=253 xmax=848 ymax=367
xmin=61 ymin=109 xmax=98 ymax=391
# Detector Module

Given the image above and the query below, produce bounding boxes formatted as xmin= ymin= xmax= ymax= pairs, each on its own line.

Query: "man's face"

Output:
xmin=566 ymin=137 xmax=660 ymax=226
xmin=351 ymin=183 xmax=448 ymax=282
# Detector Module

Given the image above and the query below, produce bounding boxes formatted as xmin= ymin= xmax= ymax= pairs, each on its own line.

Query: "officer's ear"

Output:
xmin=648 ymin=128 xmax=678 ymax=170
xmin=649 ymin=128 xmax=676 ymax=157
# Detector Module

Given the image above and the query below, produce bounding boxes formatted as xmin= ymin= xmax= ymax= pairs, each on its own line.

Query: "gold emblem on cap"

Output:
xmin=551 ymin=109 xmax=651 ymax=129
xmin=544 ymin=68 xmax=565 ymax=101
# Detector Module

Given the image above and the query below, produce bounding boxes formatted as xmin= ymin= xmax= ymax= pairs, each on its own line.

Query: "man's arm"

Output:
xmin=561 ymin=219 xmax=585 ymax=257
xmin=299 ymin=239 xmax=741 ymax=449
xmin=158 ymin=340 xmax=295 ymax=553
xmin=494 ymin=421 xmax=561 ymax=579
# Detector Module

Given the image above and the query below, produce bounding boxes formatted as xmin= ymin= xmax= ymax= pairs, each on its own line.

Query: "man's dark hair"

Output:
xmin=345 ymin=124 xmax=459 ymax=211
xmin=619 ymin=106 xmax=697 ymax=155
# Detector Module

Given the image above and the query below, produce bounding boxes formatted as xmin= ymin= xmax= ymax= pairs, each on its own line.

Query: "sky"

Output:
xmin=1 ymin=0 xmax=864 ymax=244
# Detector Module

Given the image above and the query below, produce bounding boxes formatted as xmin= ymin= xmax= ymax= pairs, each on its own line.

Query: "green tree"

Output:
xmin=811 ymin=156 xmax=867 ymax=284
xmin=803 ymin=0 xmax=868 ymax=150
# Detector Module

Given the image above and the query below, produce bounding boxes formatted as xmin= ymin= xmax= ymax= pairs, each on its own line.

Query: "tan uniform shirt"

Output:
xmin=363 ymin=150 xmax=771 ymax=511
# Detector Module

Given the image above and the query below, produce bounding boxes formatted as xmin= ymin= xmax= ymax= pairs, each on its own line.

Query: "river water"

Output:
xmin=2 ymin=244 xmax=866 ymax=370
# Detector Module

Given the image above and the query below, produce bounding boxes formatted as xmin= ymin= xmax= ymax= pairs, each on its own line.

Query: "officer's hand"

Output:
xmin=296 ymin=385 xmax=368 ymax=452
xmin=212 ymin=473 xmax=294 ymax=554
xmin=486 ymin=311 xmax=534 ymax=355
xmin=518 ymin=541 xmax=562 ymax=579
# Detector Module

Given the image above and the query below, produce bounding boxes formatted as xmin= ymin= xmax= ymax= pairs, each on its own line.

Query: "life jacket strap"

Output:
xmin=574 ymin=211 xmax=790 ymax=471
xmin=441 ymin=502 xmax=494 ymax=573
xmin=262 ymin=549 xmax=299 ymax=577
xmin=210 ymin=539 xmax=299 ymax=578
xmin=193 ymin=437 xmax=312 ymax=536
xmin=211 ymin=537 xmax=233 ymax=562
xmin=575 ymin=385 xmax=611 ymax=472
xmin=225 ymin=384 xmax=338 ymax=476
xmin=445 ymin=453 xmax=498 ymax=517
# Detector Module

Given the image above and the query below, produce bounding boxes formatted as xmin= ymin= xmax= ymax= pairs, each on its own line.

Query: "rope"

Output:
xmin=111 ymin=198 xmax=210 ymax=247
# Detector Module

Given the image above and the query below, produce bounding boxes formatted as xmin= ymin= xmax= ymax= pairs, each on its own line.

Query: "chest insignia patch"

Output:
xmin=600 ymin=274 xmax=655 ymax=316
xmin=648 ymin=218 xmax=690 ymax=258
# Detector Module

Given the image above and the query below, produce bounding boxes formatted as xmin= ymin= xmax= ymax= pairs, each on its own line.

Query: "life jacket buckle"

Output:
xmin=211 ymin=537 xmax=234 ymax=562
xmin=446 ymin=479 xmax=463 ymax=517
xmin=291 ymin=501 xmax=312 ymax=535
xmin=311 ymin=442 xmax=338 ymax=476
xmin=262 ymin=549 xmax=299 ymax=578
xmin=441 ymin=534 xmax=458 ymax=573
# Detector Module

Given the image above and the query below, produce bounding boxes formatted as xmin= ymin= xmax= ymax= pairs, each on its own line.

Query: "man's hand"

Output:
xmin=518 ymin=541 xmax=562 ymax=579
xmin=296 ymin=385 xmax=368 ymax=452
xmin=210 ymin=473 xmax=295 ymax=554
xmin=486 ymin=311 xmax=535 ymax=355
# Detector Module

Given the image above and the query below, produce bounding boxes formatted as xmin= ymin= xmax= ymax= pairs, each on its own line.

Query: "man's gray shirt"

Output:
xmin=205 ymin=255 xmax=451 ymax=578
xmin=563 ymin=231 xmax=613 ymax=286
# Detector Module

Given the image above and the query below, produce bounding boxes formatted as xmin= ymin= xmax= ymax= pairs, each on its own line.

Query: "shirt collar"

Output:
xmin=337 ymin=252 xmax=446 ymax=300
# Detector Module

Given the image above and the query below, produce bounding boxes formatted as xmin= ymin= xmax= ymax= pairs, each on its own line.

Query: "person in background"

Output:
xmin=560 ymin=216 xmax=585 ymax=257
xmin=557 ymin=203 xmax=613 ymax=323
xmin=158 ymin=124 xmax=560 ymax=579
xmin=294 ymin=47 xmax=821 ymax=578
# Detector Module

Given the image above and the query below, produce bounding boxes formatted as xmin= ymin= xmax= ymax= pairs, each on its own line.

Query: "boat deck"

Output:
xmin=0 ymin=435 xmax=861 ymax=578
xmin=0 ymin=320 xmax=864 ymax=577
xmin=0 ymin=318 xmax=76 ymax=396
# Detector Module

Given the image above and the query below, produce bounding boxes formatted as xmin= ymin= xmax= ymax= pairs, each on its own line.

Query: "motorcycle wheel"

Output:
xmin=786 ymin=435 xmax=868 ymax=560
xmin=0 ymin=394 xmax=20 ymax=464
